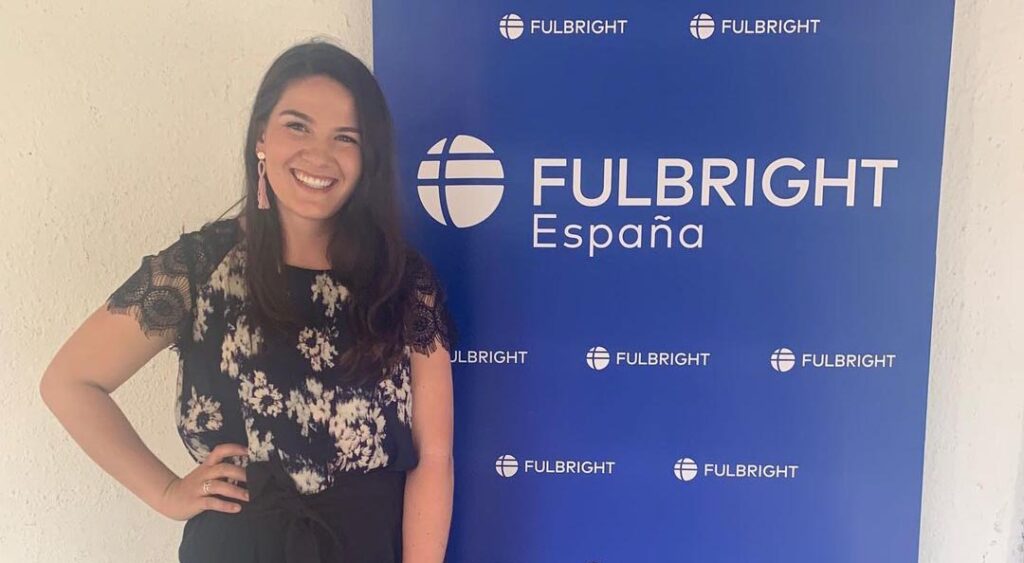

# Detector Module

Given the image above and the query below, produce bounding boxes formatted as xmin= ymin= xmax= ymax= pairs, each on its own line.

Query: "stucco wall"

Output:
xmin=918 ymin=1 xmax=1024 ymax=561
xmin=0 ymin=1 xmax=372 ymax=561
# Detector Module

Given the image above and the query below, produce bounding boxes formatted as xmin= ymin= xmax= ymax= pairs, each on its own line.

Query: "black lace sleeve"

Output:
xmin=105 ymin=232 xmax=194 ymax=349
xmin=404 ymin=252 xmax=457 ymax=356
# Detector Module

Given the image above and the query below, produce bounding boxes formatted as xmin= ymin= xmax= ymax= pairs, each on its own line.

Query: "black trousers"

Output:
xmin=179 ymin=457 xmax=406 ymax=563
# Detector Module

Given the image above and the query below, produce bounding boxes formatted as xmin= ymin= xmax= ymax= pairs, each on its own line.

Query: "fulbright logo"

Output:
xmin=771 ymin=347 xmax=897 ymax=372
xmin=675 ymin=457 xmax=800 ymax=482
xmin=585 ymin=346 xmax=611 ymax=371
xmin=495 ymin=454 xmax=519 ymax=477
xmin=415 ymin=134 xmax=900 ymax=258
xmin=417 ymin=135 xmax=505 ymax=228
xmin=674 ymin=457 xmax=699 ymax=482
xmin=498 ymin=13 xmax=628 ymax=40
xmin=499 ymin=14 xmax=525 ymax=40
xmin=586 ymin=346 xmax=711 ymax=371
xmin=770 ymin=347 xmax=797 ymax=373
xmin=689 ymin=12 xmax=822 ymax=39
xmin=495 ymin=454 xmax=617 ymax=478
xmin=689 ymin=13 xmax=715 ymax=40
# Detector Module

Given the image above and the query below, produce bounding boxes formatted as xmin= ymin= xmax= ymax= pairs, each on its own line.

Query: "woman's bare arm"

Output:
xmin=39 ymin=302 xmax=184 ymax=515
xmin=402 ymin=335 xmax=455 ymax=562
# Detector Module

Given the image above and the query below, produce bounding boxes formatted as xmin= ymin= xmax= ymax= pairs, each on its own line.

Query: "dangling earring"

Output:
xmin=256 ymin=151 xmax=270 ymax=210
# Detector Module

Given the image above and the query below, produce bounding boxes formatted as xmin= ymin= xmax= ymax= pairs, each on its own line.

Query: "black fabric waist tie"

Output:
xmin=242 ymin=457 xmax=345 ymax=563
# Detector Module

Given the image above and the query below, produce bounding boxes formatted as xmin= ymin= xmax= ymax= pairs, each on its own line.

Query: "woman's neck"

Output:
xmin=238 ymin=212 xmax=333 ymax=270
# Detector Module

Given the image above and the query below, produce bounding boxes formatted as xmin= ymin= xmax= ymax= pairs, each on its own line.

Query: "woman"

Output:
xmin=39 ymin=39 xmax=455 ymax=563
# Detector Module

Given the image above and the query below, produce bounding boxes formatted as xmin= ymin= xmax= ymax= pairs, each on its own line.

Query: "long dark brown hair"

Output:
xmin=216 ymin=38 xmax=409 ymax=386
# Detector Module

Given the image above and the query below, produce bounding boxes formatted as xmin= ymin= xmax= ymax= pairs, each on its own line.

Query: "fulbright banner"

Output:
xmin=374 ymin=2 xmax=955 ymax=561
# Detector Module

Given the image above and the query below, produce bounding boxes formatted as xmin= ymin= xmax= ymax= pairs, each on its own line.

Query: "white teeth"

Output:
xmin=292 ymin=169 xmax=336 ymax=189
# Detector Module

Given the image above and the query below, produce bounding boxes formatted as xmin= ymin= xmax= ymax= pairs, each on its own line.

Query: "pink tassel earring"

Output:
xmin=256 ymin=151 xmax=270 ymax=210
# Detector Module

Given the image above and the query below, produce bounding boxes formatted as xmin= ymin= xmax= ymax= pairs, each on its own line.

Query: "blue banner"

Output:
xmin=374 ymin=2 xmax=955 ymax=561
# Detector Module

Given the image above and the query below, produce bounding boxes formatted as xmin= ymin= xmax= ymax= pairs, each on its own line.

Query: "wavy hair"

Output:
xmin=217 ymin=38 xmax=408 ymax=386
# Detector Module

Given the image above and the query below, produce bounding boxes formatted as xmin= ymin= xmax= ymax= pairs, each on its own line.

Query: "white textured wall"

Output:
xmin=0 ymin=1 xmax=1020 ymax=561
xmin=918 ymin=0 xmax=1024 ymax=561
xmin=0 ymin=1 xmax=373 ymax=561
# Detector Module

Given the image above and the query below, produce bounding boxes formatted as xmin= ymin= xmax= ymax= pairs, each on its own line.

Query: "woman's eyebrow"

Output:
xmin=279 ymin=109 xmax=361 ymax=133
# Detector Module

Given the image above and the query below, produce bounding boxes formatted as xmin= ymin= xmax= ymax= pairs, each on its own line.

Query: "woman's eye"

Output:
xmin=286 ymin=122 xmax=308 ymax=132
xmin=337 ymin=135 xmax=359 ymax=144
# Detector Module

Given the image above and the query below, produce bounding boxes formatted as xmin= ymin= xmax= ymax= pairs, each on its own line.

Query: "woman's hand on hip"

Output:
xmin=157 ymin=443 xmax=250 ymax=521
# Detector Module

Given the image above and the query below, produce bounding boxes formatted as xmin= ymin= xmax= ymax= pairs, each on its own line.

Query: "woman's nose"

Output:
xmin=299 ymin=143 xmax=335 ymax=166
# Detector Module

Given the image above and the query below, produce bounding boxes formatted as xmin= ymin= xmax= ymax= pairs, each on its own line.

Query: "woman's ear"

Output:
xmin=255 ymin=126 xmax=267 ymax=153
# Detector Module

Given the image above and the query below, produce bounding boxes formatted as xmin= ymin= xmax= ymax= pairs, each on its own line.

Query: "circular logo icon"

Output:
xmin=586 ymin=346 xmax=611 ymax=371
xmin=495 ymin=454 xmax=519 ymax=478
xmin=689 ymin=13 xmax=715 ymax=40
xmin=417 ymin=135 xmax=505 ymax=228
xmin=674 ymin=458 xmax=699 ymax=482
xmin=770 ymin=348 xmax=796 ymax=373
xmin=499 ymin=13 xmax=525 ymax=40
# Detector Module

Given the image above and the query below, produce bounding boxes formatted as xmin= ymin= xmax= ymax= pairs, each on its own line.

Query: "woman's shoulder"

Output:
xmin=115 ymin=215 xmax=242 ymax=301
xmin=151 ymin=216 xmax=241 ymax=261
xmin=402 ymin=247 xmax=443 ymax=296
xmin=181 ymin=215 xmax=244 ymax=275
xmin=399 ymin=246 xmax=456 ymax=355
xmin=105 ymin=216 xmax=240 ymax=344
xmin=191 ymin=215 xmax=243 ymax=251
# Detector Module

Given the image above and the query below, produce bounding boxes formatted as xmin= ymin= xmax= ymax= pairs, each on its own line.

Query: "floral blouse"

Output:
xmin=105 ymin=217 xmax=454 ymax=495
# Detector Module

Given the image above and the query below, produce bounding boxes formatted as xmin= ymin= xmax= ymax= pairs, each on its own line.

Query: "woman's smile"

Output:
xmin=290 ymin=167 xmax=338 ymax=191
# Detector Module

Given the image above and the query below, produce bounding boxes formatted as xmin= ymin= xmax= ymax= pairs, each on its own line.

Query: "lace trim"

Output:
xmin=106 ymin=234 xmax=193 ymax=343
xmin=405 ymin=253 xmax=456 ymax=356
xmin=105 ymin=219 xmax=241 ymax=350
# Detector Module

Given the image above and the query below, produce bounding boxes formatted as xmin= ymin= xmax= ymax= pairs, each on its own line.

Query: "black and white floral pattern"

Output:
xmin=296 ymin=325 xmax=339 ymax=372
xmin=220 ymin=314 xmax=263 ymax=379
xmin=245 ymin=416 xmax=276 ymax=462
xmin=378 ymin=358 xmax=413 ymax=426
xmin=239 ymin=370 xmax=284 ymax=417
xmin=285 ymin=377 xmax=337 ymax=439
xmin=105 ymin=218 xmax=454 ymax=495
xmin=278 ymin=449 xmax=327 ymax=494
xmin=311 ymin=272 xmax=348 ymax=318
xmin=182 ymin=386 xmax=224 ymax=433
xmin=328 ymin=393 xmax=390 ymax=472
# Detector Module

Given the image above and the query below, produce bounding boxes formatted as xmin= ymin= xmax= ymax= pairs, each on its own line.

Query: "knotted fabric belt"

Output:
xmin=243 ymin=457 xmax=345 ymax=563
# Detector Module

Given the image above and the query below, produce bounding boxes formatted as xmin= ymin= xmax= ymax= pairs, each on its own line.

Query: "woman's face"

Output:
xmin=255 ymin=74 xmax=363 ymax=224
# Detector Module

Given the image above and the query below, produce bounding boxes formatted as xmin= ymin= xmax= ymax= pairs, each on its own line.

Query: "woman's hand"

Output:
xmin=157 ymin=443 xmax=250 ymax=521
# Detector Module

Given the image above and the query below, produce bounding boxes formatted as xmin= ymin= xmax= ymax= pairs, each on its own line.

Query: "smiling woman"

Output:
xmin=258 ymin=77 xmax=363 ymax=218
xmin=40 ymin=38 xmax=456 ymax=563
